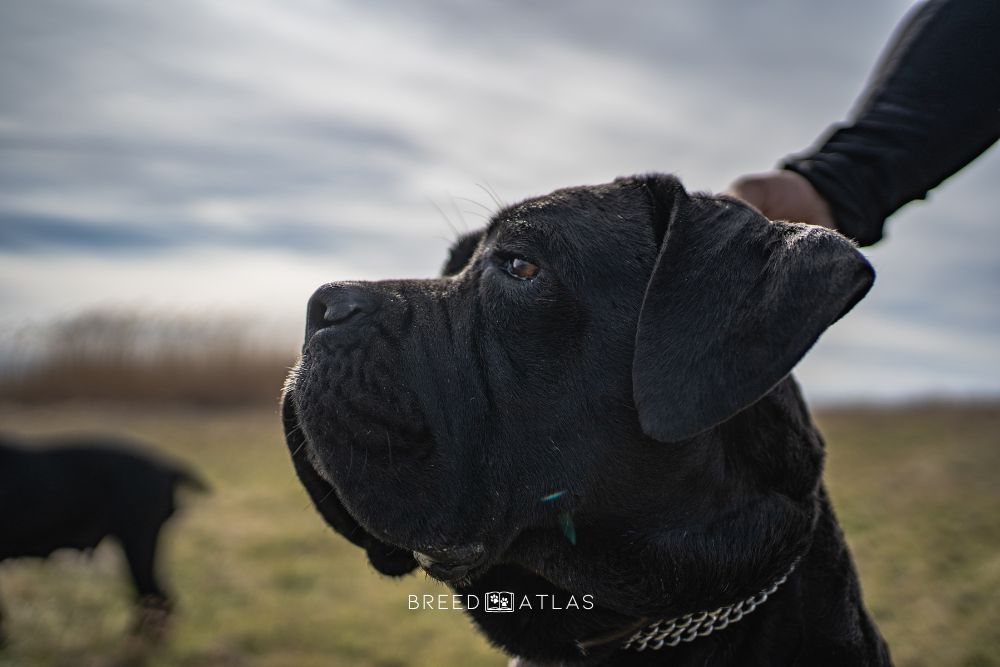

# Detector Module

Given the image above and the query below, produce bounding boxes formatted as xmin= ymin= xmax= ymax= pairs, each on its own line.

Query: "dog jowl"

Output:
xmin=282 ymin=174 xmax=893 ymax=666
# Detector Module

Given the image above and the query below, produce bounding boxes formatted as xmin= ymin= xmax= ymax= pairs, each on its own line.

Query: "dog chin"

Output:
xmin=284 ymin=387 xmax=503 ymax=584
xmin=282 ymin=392 xmax=419 ymax=577
xmin=413 ymin=543 xmax=490 ymax=584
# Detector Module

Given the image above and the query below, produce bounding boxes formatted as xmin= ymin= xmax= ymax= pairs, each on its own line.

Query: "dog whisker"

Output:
xmin=428 ymin=197 xmax=461 ymax=240
xmin=474 ymin=182 xmax=505 ymax=211
xmin=457 ymin=207 xmax=491 ymax=221
xmin=289 ymin=437 xmax=307 ymax=458
xmin=384 ymin=428 xmax=393 ymax=471
xmin=316 ymin=487 xmax=337 ymax=506
xmin=449 ymin=196 xmax=470 ymax=232
xmin=453 ymin=195 xmax=496 ymax=217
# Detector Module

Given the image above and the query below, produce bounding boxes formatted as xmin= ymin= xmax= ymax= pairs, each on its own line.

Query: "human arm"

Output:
xmin=732 ymin=0 xmax=1000 ymax=245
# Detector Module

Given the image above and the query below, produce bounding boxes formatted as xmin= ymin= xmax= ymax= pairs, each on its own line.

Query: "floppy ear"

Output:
xmin=633 ymin=174 xmax=874 ymax=442
xmin=442 ymin=229 xmax=485 ymax=277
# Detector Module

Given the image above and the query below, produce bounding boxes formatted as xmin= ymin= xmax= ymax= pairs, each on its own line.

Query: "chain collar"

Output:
xmin=621 ymin=557 xmax=800 ymax=652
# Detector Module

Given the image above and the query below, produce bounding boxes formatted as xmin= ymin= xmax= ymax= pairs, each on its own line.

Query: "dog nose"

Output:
xmin=306 ymin=284 xmax=383 ymax=341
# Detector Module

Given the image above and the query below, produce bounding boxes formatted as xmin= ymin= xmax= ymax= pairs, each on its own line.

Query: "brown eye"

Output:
xmin=506 ymin=257 xmax=539 ymax=280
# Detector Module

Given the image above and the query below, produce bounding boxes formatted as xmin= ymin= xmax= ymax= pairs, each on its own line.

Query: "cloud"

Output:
xmin=0 ymin=211 xmax=170 ymax=252
xmin=0 ymin=0 xmax=997 ymax=400
xmin=0 ymin=209 xmax=445 ymax=258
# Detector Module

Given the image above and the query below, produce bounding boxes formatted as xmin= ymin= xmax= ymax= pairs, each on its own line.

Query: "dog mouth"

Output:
xmin=412 ymin=543 xmax=488 ymax=584
xmin=282 ymin=390 xmax=419 ymax=577
xmin=282 ymin=388 xmax=498 ymax=583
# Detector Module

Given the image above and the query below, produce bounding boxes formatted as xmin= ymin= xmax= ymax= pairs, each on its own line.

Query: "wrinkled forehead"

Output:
xmin=485 ymin=181 xmax=656 ymax=262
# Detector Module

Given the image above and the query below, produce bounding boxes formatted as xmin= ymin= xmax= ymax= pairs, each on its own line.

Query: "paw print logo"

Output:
xmin=485 ymin=591 xmax=515 ymax=613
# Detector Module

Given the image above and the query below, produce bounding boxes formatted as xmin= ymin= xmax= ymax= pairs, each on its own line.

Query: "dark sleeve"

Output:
xmin=781 ymin=0 xmax=1000 ymax=246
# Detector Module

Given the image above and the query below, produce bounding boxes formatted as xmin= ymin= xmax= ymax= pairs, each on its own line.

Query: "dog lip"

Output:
xmin=302 ymin=326 xmax=337 ymax=350
xmin=413 ymin=542 xmax=487 ymax=582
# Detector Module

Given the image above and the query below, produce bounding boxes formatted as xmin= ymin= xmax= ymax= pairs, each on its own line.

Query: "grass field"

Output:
xmin=0 ymin=401 xmax=997 ymax=667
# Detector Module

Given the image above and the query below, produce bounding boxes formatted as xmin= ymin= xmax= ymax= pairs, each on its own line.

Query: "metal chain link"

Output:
xmin=622 ymin=558 xmax=800 ymax=652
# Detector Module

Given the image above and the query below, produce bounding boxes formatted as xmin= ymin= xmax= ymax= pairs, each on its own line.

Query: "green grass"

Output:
xmin=819 ymin=403 xmax=1000 ymax=667
xmin=0 ymin=402 xmax=997 ymax=666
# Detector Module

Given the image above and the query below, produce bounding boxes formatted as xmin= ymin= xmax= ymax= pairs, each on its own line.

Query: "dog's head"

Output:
xmin=282 ymin=174 xmax=872 ymax=616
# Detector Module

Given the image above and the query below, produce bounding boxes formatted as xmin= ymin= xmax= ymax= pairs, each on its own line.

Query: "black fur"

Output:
xmin=0 ymin=433 xmax=207 ymax=639
xmin=282 ymin=174 xmax=892 ymax=665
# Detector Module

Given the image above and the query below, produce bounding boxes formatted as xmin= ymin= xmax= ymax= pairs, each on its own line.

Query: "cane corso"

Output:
xmin=282 ymin=174 xmax=892 ymax=666
xmin=0 ymin=434 xmax=207 ymax=642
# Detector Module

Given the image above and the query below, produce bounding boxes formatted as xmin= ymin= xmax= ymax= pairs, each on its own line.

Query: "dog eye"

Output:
xmin=504 ymin=257 xmax=540 ymax=280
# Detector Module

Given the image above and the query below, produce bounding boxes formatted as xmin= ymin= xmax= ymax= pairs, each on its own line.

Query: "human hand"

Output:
xmin=727 ymin=170 xmax=836 ymax=230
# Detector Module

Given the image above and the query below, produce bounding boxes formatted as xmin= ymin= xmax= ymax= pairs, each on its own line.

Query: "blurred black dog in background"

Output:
xmin=0 ymin=433 xmax=207 ymax=644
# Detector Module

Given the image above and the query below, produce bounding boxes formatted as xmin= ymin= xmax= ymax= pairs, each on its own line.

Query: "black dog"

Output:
xmin=282 ymin=174 xmax=893 ymax=666
xmin=0 ymin=433 xmax=207 ymax=641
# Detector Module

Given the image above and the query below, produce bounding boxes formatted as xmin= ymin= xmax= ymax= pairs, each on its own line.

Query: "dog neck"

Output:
xmin=575 ymin=556 xmax=801 ymax=655
xmin=458 ymin=383 xmax=891 ymax=665
xmin=464 ymin=493 xmax=890 ymax=666
xmin=495 ymin=489 xmax=891 ymax=667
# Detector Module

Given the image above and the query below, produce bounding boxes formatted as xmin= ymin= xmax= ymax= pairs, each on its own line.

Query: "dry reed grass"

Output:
xmin=0 ymin=310 xmax=296 ymax=406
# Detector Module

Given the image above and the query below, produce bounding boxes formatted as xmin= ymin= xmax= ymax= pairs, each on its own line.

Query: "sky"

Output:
xmin=0 ymin=0 xmax=997 ymax=403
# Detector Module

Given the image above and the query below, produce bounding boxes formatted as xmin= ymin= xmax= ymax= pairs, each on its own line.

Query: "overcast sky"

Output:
xmin=0 ymin=0 xmax=997 ymax=402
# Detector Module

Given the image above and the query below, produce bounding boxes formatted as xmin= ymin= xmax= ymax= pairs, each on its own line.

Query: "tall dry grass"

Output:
xmin=0 ymin=309 xmax=296 ymax=405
